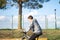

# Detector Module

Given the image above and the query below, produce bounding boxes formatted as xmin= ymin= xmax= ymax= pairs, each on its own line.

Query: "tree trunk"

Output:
xmin=18 ymin=2 xmax=22 ymax=29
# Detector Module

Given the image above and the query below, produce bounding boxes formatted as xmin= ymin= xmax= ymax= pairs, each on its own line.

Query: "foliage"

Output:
xmin=0 ymin=0 xmax=6 ymax=9
xmin=0 ymin=0 xmax=50 ymax=9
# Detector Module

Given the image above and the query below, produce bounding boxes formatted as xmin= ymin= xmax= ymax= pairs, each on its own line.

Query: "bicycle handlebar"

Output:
xmin=22 ymin=31 xmax=27 ymax=34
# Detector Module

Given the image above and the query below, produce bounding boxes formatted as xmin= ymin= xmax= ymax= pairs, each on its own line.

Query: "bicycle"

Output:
xmin=21 ymin=31 xmax=40 ymax=40
xmin=21 ymin=31 xmax=30 ymax=40
xmin=21 ymin=29 xmax=42 ymax=40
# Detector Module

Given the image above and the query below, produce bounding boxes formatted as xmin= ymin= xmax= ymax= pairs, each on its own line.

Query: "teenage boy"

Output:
xmin=27 ymin=15 xmax=42 ymax=40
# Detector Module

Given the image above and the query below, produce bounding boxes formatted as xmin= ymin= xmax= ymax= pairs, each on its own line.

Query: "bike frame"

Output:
xmin=21 ymin=32 xmax=30 ymax=40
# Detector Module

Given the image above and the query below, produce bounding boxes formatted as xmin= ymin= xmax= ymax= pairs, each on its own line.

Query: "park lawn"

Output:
xmin=45 ymin=29 xmax=60 ymax=40
xmin=0 ymin=29 xmax=60 ymax=40
xmin=0 ymin=29 xmax=23 ymax=38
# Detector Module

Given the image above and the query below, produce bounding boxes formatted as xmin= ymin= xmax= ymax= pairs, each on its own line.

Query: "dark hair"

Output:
xmin=28 ymin=15 xmax=33 ymax=19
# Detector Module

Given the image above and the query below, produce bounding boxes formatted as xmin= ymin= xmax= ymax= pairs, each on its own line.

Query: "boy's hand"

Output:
xmin=22 ymin=31 xmax=27 ymax=34
xmin=21 ymin=29 xmax=27 ymax=34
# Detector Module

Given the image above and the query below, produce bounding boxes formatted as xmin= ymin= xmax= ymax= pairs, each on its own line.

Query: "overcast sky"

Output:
xmin=0 ymin=0 xmax=60 ymax=31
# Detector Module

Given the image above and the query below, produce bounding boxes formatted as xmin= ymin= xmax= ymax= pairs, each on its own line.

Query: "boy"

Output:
xmin=27 ymin=15 xmax=42 ymax=40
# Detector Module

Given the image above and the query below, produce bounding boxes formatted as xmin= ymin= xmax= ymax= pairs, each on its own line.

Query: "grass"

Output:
xmin=45 ymin=29 xmax=60 ymax=40
xmin=0 ymin=29 xmax=23 ymax=38
xmin=0 ymin=29 xmax=60 ymax=40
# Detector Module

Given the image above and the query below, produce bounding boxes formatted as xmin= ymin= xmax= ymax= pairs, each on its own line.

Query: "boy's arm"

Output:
xmin=27 ymin=21 xmax=34 ymax=32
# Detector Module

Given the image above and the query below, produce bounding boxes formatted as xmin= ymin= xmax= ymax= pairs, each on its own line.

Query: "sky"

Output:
xmin=0 ymin=0 xmax=60 ymax=31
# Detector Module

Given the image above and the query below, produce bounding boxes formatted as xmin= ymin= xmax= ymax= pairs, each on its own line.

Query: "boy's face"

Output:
xmin=28 ymin=19 xmax=32 ymax=22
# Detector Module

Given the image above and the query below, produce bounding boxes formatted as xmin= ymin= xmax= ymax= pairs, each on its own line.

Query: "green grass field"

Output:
xmin=0 ymin=29 xmax=60 ymax=40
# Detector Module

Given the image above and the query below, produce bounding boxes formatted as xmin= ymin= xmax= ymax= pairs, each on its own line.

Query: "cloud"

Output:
xmin=28 ymin=10 xmax=38 ymax=16
xmin=35 ymin=14 xmax=55 ymax=22
xmin=23 ymin=13 xmax=59 ymax=23
xmin=35 ymin=16 xmax=45 ymax=22
xmin=0 ymin=16 xmax=6 ymax=20
xmin=24 ymin=10 xmax=38 ymax=17
xmin=0 ymin=16 xmax=18 ymax=25
xmin=13 ymin=16 xmax=18 ymax=20
xmin=47 ymin=14 xmax=55 ymax=22
xmin=47 ymin=14 xmax=60 ymax=23
xmin=10 ymin=16 xmax=18 ymax=23
xmin=23 ymin=10 xmax=39 ymax=22
xmin=57 ymin=16 xmax=60 ymax=19
xmin=57 ymin=21 xmax=60 ymax=25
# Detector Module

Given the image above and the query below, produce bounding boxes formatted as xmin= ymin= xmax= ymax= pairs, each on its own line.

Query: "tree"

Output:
xmin=59 ymin=0 xmax=60 ymax=4
xmin=0 ymin=0 xmax=50 ymax=29
xmin=0 ymin=0 xmax=6 ymax=9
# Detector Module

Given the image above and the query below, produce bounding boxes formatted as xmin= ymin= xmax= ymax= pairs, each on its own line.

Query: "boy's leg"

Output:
xmin=29 ymin=33 xmax=39 ymax=40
